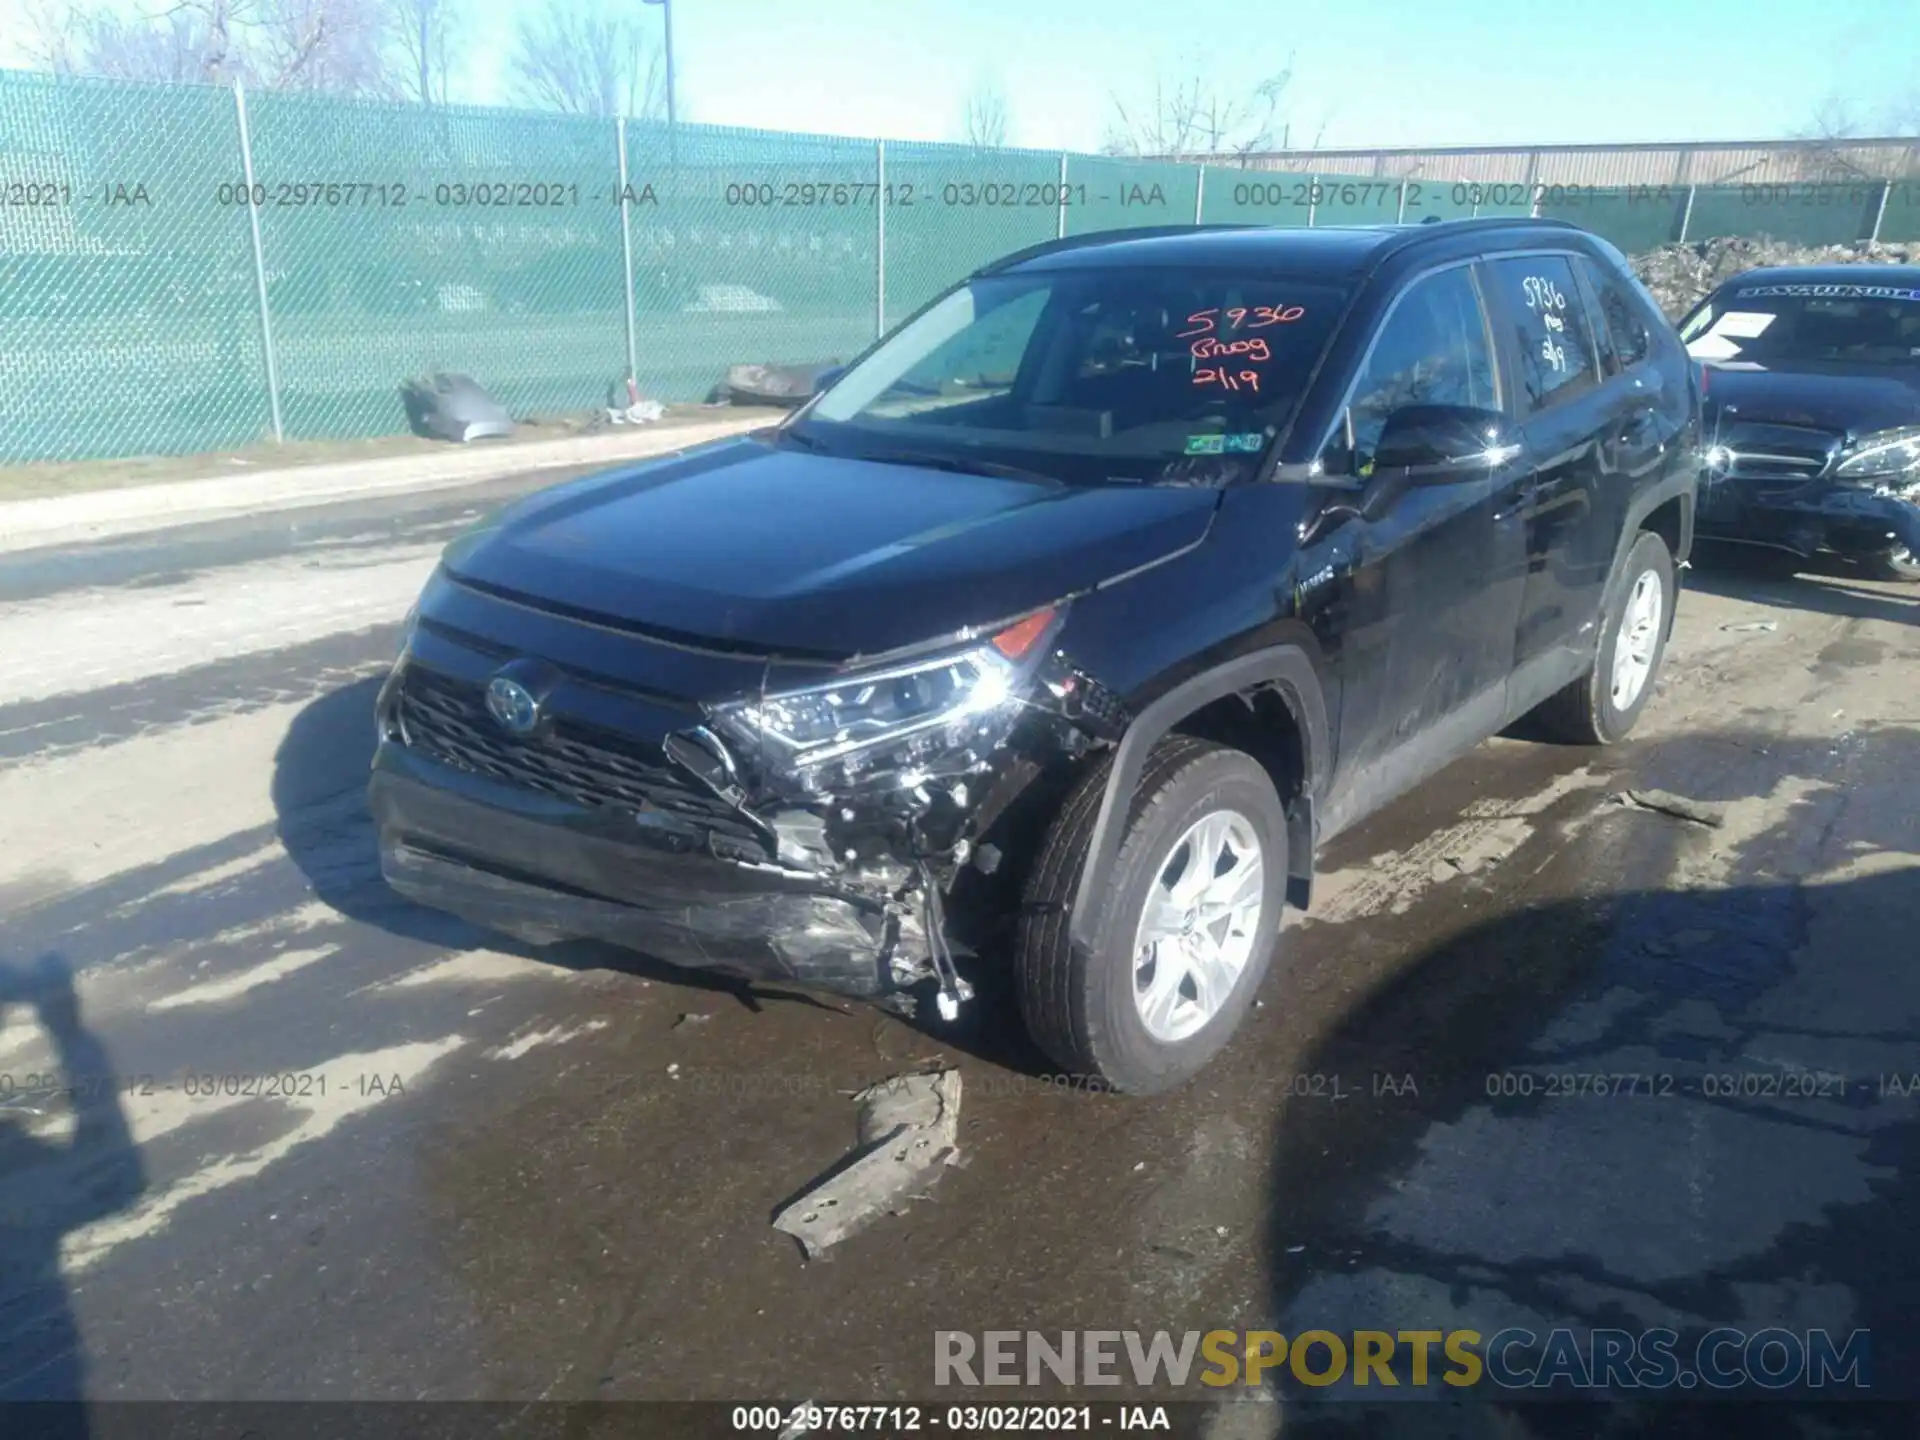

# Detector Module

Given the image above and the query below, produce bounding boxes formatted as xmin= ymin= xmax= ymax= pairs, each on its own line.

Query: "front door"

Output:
xmin=1319 ymin=262 xmax=1529 ymax=827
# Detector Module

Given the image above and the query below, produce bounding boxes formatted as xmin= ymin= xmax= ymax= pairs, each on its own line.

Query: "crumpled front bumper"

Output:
xmin=1695 ymin=475 xmax=1920 ymax=559
xmin=368 ymin=741 xmax=901 ymax=997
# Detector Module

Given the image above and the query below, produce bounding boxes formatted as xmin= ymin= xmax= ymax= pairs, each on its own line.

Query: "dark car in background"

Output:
xmin=369 ymin=218 xmax=1698 ymax=1093
xmin=1681 ymin=265 xmax=1920 ymax=579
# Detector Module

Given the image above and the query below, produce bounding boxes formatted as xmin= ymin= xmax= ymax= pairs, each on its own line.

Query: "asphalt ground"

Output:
xmin=2 ymin=474 xmax=1918 ymax=1437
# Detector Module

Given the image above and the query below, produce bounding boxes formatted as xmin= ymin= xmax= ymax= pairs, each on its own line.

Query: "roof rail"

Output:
xmin=1370 ymin=212 xmax=1588 ymax=263
xmin=971 ymin=224 xmax=1267 ymax=275
xmin=972 ymin=213 xmax=1592 ymax=279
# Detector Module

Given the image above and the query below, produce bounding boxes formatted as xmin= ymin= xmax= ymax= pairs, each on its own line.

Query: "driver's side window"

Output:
xmin=1322 ymin=267 xmax=1499 ymax=477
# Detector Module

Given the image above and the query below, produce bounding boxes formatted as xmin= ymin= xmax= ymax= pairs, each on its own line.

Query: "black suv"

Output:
xmin=1680 ymin=264 xmax=1920 ymax=579
xmin=370 ymin=218 xmax=1700 ymax=1093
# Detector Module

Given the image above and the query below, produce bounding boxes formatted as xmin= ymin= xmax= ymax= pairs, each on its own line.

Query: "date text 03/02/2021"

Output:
xmin=728 ymin=1404 xmax=1169 ymax=1433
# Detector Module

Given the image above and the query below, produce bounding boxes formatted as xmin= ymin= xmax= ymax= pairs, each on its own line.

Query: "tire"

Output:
xmin=1532 ymin=529 xmax=1677 ymax=746
xmin=1863 ymin=545 xmax=1920 ymax=583
xmin=1013 ymin=735 xmax=1288 ymax=1095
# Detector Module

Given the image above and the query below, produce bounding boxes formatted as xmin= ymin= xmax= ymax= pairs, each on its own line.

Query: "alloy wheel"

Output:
xmin=1130 ymin=809 xmax=1265 ymax=1043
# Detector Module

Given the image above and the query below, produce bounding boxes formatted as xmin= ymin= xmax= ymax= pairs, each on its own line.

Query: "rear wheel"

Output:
xmin=1532 ymin=529 xmax=1676 ymax=746
xmin=1014 ymin=736 xmax=1287 ymax=1095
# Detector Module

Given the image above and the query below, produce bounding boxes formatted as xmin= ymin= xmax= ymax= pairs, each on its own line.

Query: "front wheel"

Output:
xmin=1014 ymin=736 xmax=1288 ymax=1095
xmin=1864 ymin=544 xmax=1920 ymax=583
xmin=1532 ymin=529 xmax=1676 ymax=746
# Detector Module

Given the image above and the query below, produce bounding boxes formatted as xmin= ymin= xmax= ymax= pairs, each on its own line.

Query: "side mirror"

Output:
xmin=1373 ymin=404 xmax=1522 ymax=479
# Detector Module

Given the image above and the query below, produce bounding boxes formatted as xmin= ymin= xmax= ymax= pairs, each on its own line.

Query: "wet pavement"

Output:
xmin=2 ymin=483 xmax=1918 ymax=1434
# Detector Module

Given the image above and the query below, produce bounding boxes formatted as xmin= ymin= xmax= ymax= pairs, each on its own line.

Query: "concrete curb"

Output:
xmin=0 ymin=415 xmax=773 ymax=556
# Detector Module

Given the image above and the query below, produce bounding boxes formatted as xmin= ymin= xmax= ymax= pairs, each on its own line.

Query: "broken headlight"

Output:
xmin=1835 ymin=427 xmax=1920 ymax=483
xmin=709 ymin=606 xmax=1063 ymax=795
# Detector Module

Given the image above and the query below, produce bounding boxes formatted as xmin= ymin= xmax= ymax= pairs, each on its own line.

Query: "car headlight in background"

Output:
xmin=1834 ymin=427 xmax=1920 ymax=482
xmin=709 ymin=605 xmax=1064 ymax=796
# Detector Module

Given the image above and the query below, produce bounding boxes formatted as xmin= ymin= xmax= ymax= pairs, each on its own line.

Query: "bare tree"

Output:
xmin=16 ymin=0 xmax=85 ymax=72
xmin=1100 ymin=63 xmax=1294 ymax=163
xmin=960 ymin=75 xmax=1009 ymax=149
xmin=507 ymin=0 xmax=664 ymax=118
xmin=255 ymin=0 xmax=399 ymax=92
xmin=73 ymin=9 xmax=217 ymax=83
xmin=388 ymin=0 xmax=464 ymax=105
xmin=1795 ymin=90 xmax=1920 ymax=179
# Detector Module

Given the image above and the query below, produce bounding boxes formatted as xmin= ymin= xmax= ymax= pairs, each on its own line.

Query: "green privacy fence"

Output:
xmin=4 ymin=67 xmax=1919 ymax=463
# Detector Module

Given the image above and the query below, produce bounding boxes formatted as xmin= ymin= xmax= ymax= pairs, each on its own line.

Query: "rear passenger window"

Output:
xmin=1579 ymin=256 xmax=1652 ymax=369
xmin=1486 ymin=256 xmax=1600 ymax=411
xmin=1321 ymin=266 xmax=1498 ymax=478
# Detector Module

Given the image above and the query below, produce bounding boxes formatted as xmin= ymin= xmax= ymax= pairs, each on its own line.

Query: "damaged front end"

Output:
xmin=693 ymin=603 xmax=1127 ymax=1018
xmin=368 ymin=601 xmax=1128 ymax=1018
xmin=1699 ymin=423 xmax=1920 ymax=560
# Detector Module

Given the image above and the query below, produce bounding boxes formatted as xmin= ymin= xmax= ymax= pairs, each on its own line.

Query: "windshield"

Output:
xmin=791 ymin=269 xmax=1349 ymax=485
xmin=1681 ymin=280 xmax=1920 ymax=366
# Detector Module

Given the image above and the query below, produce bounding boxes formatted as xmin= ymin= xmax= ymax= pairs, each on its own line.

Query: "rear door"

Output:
xmin=1480 ymin=253 xmax=1620 ymax=685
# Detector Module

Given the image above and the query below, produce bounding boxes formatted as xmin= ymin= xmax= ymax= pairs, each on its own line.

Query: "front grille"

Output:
xmin=394 ymin=666 xmax=768 ymax=853
xmin=1712 ymin=421 xmax=1844 ymax=485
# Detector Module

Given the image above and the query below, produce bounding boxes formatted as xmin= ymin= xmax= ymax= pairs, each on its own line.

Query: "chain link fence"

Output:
xmin=5 ymin=66 xmax=1920 ymax=463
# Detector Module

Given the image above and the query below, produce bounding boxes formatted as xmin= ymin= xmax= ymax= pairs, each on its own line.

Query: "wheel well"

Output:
xmin=1641 ymin=495 xmax=1687 ymax=564
xmin=1169 ymin=685 xmax=1305 ymax=810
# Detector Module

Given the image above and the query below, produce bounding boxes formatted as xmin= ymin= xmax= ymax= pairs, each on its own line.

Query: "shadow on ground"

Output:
xmin=1686 ymin=542 xmax=1920 ymax=627
xmin=0 ymin=951 xmax=143 ymax=1433
xmin=1262 ymin=848 xmax=1919 ymax=1435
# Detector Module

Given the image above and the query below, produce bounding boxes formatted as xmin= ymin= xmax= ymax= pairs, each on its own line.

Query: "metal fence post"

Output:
xmin=875 ymin=139 xmax=887 ymax=337
xmin=1306 ymin=175 xmax=1317 ymax=227
xmin=1869 ymin=178 xmax=1893 ymax=243
xmin=617 ymin=116 xmax=638 ymax=384
xmin=1194 ymin=164 xmax=1205 ymax=224
xmin=232 ymin=80 xmax=283 ymax=443
xmin=1396 ymin=178 xmax=1408 ymax=223
xmin=1676 ymin=184 xmax=1697 ymax=243
xmin=1056 ymin=153 xmax=1068 ymax=239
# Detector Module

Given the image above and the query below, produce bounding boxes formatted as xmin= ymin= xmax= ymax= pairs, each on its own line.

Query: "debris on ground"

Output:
xmin=713 ymin=360 xmax=841 ymax=408
xmin=1630 ymin=237 xmax=1919 ymax=319
xmin=773 ymin=1069 xmax=962 ymax=1258
xmin=399 ymin=371 xmax=517 ymax=443
xmin=1615 ymin=788 xmax=1730 ymax=828
xmin=603 ymin=376 xmax=666 ymax=425
xmin=673 ymin=1012 xmax=712 ymax=1030
xmin=1720 ymin=620 xmax=1780 ymax=633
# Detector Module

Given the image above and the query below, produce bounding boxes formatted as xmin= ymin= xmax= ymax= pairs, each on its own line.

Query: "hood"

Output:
xmin=443 ymin=435 xmax=1220 ymax=659
xmin=1702 ymin=358 xmax=1920 ymax=439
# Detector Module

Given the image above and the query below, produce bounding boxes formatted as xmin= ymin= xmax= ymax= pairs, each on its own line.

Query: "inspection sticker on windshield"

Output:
xmin=1185 ymin=434 xmax=1265 ymax=455
xmin=1710 ymin=311 xmax=1776 ymax=339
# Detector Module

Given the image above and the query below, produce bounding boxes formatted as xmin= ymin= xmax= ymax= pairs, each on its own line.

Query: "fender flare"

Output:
xmin=1618 ymin=469 xmax=1696 ymax=574
xmin=1067 ymin=645 xmax=1331 ymax=953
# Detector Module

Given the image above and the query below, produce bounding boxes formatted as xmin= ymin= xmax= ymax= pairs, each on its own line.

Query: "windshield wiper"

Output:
xmin=773 ymin=424 xmax=832 ymax=455
xmin=854 ymin=449 xmax=1065 ymax=487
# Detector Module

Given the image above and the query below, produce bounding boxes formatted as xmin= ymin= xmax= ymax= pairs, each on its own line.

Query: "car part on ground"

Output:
xmin=771 ymin=1069 xmax=962 ymax=1257
xmin=372 ymin=218 xmax=1699 ymax=1093
xmin=399 ymin=372 xmax=516 ymax=444
xmin=713 ymin=361 xmax=844 ymax=408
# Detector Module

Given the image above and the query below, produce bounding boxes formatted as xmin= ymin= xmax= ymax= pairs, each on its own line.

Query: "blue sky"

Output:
xmin=467 ymin=0 xmax=1920 ymax=149
xmin=5 ymin=0 xmax=1916 ymax=149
